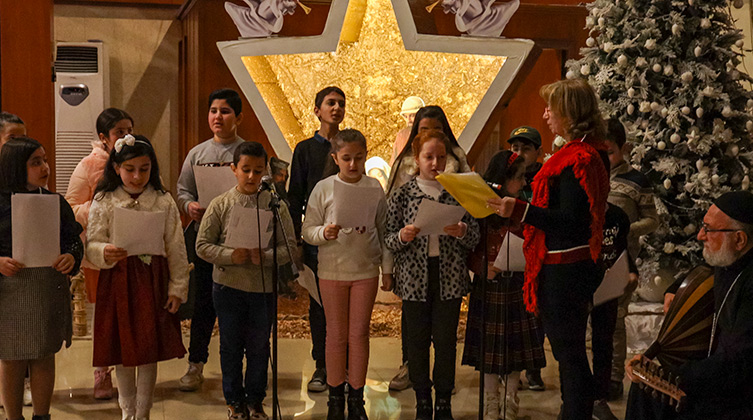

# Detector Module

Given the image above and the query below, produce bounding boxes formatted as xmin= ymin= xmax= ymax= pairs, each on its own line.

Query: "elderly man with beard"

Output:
xmin=624 ymin=191 xmax=753 ymax=420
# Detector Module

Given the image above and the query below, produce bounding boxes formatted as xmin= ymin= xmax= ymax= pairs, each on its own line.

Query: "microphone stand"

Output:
xmin=477 ymin=218 xmax=488 ymax=420
xmin=263 ymin=185 xmax=298 ymax=420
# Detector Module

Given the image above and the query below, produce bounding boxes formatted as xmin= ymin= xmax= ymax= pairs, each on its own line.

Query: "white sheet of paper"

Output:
xmin=594 ymin=250 xmax=630 ymax=306
xmin=12 ymin=194 xmax=60 ymax=267
xmin=194 ymin=165 xmax=238 ymax=208
xmin=413 ymin=199 xmax=467 ymax=236
xmin=493 ymin=232 xmax=526 ymax=272
xmin=297 ymin=265 xmax=321 ymax=306
xmin=332 ymin=181 xmax=383 ymax=228
xmin=112 ymin=207 xmax=166 ymax=256
xmin=224 ymin=205 xmax=274 ymax=249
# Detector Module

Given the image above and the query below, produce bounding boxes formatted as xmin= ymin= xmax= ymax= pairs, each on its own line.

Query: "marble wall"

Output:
xmin=54 ymin=5 xmax=182 ymax=190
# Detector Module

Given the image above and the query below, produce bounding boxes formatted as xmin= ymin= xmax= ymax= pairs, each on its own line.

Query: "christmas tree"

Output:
xmin=566 ymin=0 xmax=753 ymax=283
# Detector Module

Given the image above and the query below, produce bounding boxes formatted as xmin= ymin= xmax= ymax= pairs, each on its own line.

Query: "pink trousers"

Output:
xmin=319 ymin=277 xmax=379 ymax=389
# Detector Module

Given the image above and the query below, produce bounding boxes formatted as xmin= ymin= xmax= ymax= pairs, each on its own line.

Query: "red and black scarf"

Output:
xmin=522 ymin=138 xmax=609 ymax=313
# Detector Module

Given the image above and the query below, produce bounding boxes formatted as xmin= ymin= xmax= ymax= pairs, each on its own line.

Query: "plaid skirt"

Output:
xmin=462 ymin=273 xmax=546 ymax=375
xmin=0 ymin=268 xmax=72 ymax=360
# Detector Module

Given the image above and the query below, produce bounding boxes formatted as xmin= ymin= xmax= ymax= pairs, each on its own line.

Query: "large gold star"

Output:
xmin=219 ymin=0 xmax=536 ymax=161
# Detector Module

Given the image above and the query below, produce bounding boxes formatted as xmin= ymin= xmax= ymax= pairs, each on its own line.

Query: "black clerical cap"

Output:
xmin=714 ymin=191 xmax=753 ymax=225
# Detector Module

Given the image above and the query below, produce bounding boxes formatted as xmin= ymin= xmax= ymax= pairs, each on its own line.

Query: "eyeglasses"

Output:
xmin=700 ymin=222 xmax=740 ymax=234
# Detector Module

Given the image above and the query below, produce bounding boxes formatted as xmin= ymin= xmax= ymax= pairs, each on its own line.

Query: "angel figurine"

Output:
xmin=225 ymin=0 xmax=308 ymax=38
xmin=427 ymin=0 xmax=520 ymax=38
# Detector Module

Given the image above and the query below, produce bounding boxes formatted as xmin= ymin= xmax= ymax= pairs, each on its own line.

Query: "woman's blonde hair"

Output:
xmin=539 ymin=79 xmax=606 ymax=140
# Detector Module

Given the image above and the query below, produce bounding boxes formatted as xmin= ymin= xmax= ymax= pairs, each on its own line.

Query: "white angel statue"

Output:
xmin=225 ymin=0 xmax=304 ymax=38
xmin=430 ymin=0 xmax=520 ymax=38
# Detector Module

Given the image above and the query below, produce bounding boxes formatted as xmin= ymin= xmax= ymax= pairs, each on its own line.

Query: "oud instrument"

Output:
xmin=631 ymin=265 xmax=714 ymax=411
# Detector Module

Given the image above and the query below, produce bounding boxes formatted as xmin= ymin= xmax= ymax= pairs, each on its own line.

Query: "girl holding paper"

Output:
xmin=0 ymin=137 xmax=84 ymax=420
xmin=302 ymin=129 xmax=392 ymax=420
xmin=462 ymin=150 xmax=546 ymax=420
xmin=195 ymin=141 xmax=296 ymax=420
xmin=66 ymin=107 xmax=134 ymax=401
xmin=385 ymin=105 xmax=472 ymax=394
xmin=87 ymin=134 xmax=189 ymax=420
xmin=385 ymin=130 xmax=479 ymax=420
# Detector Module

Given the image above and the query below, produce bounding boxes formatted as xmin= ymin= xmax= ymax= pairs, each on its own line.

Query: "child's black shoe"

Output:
xmin=347 ymin=385 xmax=368 ymax=420
xmin=327 ymin=383 xmax=346 ymax=420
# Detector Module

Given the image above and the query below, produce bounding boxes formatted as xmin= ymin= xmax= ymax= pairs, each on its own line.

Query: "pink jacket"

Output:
xmin=65 ymin=146 xmax=109 ymax=269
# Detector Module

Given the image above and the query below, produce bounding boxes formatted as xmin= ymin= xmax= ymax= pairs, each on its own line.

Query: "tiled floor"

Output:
xmin=3 ymin=335 xmax=629 ymax=419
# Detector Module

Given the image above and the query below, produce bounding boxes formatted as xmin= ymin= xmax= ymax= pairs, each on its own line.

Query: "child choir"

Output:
xmin=0 ymin=82 xmax=625 ymax=420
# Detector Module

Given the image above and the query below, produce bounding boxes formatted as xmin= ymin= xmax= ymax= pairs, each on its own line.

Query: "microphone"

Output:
xmin=487 ymin=181 xmax=504 ymax=191
xmin=259 ymin=175 xmax=275 ymax=192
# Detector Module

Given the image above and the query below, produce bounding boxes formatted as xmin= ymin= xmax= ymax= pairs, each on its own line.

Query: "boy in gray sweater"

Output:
xmin=176 ymin=88 xmax=246 ymax=392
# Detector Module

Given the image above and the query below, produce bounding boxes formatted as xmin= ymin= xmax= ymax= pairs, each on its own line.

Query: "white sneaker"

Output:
xmin=23 ymin=377 xmax=32 ymax=406
xmin=483 ymin=391 xmax=500 ymax=420
xmin=179 ymin=362 xmax=204 ymax=392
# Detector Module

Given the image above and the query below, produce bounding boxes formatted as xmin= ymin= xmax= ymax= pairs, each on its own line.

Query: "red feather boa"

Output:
xmin=522 ymin=138 xmax=609 ymax=314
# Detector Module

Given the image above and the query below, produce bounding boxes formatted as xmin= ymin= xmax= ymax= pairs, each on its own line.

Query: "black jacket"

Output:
xmin=288 ymin=133 xmax=331 ymax=239
xmin=676 ymin=249 xmax=753 ymax=418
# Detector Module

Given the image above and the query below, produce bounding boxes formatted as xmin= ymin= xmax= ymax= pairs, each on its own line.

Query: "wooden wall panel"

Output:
xmin=496 ymin=48 xmax=563 ymax=154
xmin=179 ymin=1 xmax=274 ymax=159
xmin=0 ymin=0 xmax=56 ymax=189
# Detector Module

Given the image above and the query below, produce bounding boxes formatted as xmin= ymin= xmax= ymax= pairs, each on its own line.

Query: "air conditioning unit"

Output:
xmin=54 ymin=41 xmax=109 ymax=195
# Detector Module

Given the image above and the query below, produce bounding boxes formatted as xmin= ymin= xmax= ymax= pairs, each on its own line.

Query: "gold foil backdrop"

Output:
xmin=242 ymin=0 xmax=506 ymax=161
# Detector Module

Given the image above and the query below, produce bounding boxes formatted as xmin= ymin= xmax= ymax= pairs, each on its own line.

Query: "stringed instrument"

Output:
xmin=630 ymin=265 xmax=715 ymax=412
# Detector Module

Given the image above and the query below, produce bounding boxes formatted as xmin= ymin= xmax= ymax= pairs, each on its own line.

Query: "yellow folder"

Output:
xmin=435 ymin=172 xmax=500 ymax=218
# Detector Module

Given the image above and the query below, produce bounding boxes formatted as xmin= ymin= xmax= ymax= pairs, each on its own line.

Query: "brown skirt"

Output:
xmin=0 ymin=268 xmax=72 ymax=360
xmin=93 ymin=256 xmax=185 ymax=367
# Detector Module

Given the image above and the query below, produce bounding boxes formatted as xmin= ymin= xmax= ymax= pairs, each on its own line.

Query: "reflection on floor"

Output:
xmin=6 ymin=336 xmax=629 ymax=419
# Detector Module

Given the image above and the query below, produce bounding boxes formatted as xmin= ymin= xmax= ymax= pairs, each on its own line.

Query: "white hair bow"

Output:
xmin=114 ymin=134 xmax=136 ymax=153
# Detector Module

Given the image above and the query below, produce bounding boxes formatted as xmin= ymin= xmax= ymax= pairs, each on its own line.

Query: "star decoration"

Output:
xmin=687 ymin=129 xmax=700 ymax=144
xmin=219 ymin=0 xmax=536 ymax=161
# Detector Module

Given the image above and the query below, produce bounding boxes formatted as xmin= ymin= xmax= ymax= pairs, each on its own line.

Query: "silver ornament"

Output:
xmin=581 ymin=64 xmax=591 ymax=76
xmin=627 ymin=104 xmax=635 ymax=115
xmin=694 ymin=46 xmax=702 ymax=57
xmin=682 ymin=106 xmax=691 ymax=115
xmin=696 ymin=107 xmax=704 ymax=118
xmin=657 ymin=141 xmax=667 ymax=150
xmin=681 ymin=71 xmax=694 ymax=82
xmin=653 ymin=63 xmax=662 ymax=72
xmin=670 ymin=133 xmax=681 ymax=143
xmin=661 ymin=108 xmax=670 ymax=118
xmin=663 ymin=178 xmax=672 ymax=189
xmin=618 ymin=54 xmax=628 ymax=66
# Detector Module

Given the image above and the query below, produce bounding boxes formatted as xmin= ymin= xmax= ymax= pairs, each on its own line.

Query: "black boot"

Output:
xmin=415 ymin=390 xmax=433 ymax=420
xmin=347 ymin=385 xmax=368 ymax=420
xmin=327 ymin=383 xmax=346 ymax=420
xmin=434 ymin=397 xmax=453 ymax=420
xmin=31 ymin=416 xmax=50 ymax=420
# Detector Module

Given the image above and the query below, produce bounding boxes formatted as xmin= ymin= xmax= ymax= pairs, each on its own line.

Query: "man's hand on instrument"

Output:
xmin=625 ymin=354 xmax=643 ymax=383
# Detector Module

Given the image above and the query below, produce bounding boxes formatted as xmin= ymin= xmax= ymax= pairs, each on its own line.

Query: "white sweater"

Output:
xmin=302 ymin=174 xmax=393 ymax=281
xmin=86 ymin=186 xmax=190 ymax=302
